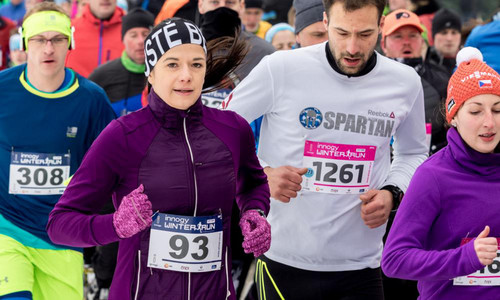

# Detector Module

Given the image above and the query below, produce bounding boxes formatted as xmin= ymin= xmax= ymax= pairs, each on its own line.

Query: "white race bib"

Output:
xmin=454 ymin=238 xmax=500 ymax=286
xmin=9 ymin=151 xmax=70 ymax=195
xmin=147 ymin=213 xmax=223 ymax=273
xmin=302 ymin=141 xmax=376 ymax=194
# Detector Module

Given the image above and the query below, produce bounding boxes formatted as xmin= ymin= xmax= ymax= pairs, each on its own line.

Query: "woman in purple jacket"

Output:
xmin=381 ymin=47 xmax=500 ymax=299
xmin=47 ymin=18 xmax=271 ymax=300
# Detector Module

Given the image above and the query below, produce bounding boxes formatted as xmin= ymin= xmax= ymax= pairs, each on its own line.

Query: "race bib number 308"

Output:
xmin=9 ymin=151 xmax=70 ymax=195
xmin=454 ymin=238 xmax=500 ymax=286
xmin=147 ymin=213 xmax=223 ymax=273
xmin=302 ymin=141 xmax=376 ymax=194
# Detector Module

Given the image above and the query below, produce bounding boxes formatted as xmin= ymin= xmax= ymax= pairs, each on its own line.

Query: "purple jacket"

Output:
xmin=47 ymin=90 xmax=270 ymax=300
xmin=382 ymin=128 xmax=500 ymax=299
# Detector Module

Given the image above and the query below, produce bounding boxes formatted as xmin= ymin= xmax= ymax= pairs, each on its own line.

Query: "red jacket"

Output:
xmin=66 ymin=4 xmax=124 ymax=77
xmin=0 ymin=17 xmax=15 ymax=70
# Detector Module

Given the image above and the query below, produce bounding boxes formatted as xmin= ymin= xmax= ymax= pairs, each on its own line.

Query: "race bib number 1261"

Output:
xmin=302 ymin=141 xmax=376 ymax=194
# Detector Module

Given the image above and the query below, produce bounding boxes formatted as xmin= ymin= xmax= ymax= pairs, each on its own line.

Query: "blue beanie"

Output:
xmin=265 ymin=23 xmax=295 ymax=43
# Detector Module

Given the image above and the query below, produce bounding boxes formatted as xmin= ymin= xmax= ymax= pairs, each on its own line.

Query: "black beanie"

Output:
xmin=432 ymin=8 xmax=462 ymax=38
xmin=200 ymin=7 xmax=241 ymax=41
xmin=245 ymin=0 xmax=263 ymax=9
xmin=122 ymin=8 xmax=155 ymax=39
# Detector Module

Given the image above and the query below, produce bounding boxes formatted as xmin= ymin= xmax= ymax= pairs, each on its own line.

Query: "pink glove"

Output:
xmin=239 ymin=210 xmax=271 ymax=257
xmin=113 ymin=184 xmax=153 ymax=238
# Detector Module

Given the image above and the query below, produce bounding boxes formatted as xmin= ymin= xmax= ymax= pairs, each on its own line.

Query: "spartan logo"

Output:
xmin=299 ymin=107 xmax=323 ymax=129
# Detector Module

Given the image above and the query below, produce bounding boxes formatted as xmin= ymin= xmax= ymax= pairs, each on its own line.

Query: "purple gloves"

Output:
xmin=113 ymin=184 xmax=153 ymax=238
xmin=239 ymin=210 xmax=271 ymax=257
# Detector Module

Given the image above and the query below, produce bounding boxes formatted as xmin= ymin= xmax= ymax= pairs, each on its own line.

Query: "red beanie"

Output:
xmin=445 ymin=47 xmax=500 ymax=123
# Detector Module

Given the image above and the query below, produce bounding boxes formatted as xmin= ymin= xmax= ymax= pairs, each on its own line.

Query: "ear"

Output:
xmin=197 ymin=0 xmax=204 ymax=14
xmin=380 ymin=37 xmax=387 ymax=54
xmin=450 ymin=117 xmax=458 ymax=128
xmin=322 ymin=11 xmax=328 ymax=31
xmin=147 ymin=70 xmax=154 ymax=86
xmin=379 ymin=15 xmax=385 ymax=34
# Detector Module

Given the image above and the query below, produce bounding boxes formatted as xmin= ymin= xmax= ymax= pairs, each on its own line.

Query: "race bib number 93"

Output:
xmin=148 ymin=213 xmax=223 ymax=273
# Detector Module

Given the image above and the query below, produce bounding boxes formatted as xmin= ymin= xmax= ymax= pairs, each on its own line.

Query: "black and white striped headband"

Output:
xmin=144 ymin=17 xmax=207 ymax=76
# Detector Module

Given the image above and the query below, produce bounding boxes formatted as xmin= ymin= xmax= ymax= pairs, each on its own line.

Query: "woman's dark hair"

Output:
xmin=202 ymin=30 xmax=249 ymax=93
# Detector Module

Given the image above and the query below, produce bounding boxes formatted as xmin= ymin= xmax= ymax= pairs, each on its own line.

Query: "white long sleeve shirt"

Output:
xmin=224 ymin=43 xmax=428 ymax=271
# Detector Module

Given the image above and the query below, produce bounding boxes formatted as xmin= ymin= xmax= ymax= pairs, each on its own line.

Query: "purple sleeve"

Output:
xmin=381 ymin=165 xmax=484 ymax=281
xmin=47 ymin=120 xmax=126 ymax=247
xmin=234 ymin=114 xmax=270 ymax=215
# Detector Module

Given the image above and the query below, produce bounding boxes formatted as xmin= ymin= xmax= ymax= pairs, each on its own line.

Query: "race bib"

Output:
xmin=9 ymin=151 xmax=70 ymax=195
xmin=302 ymin=141 xmax=376 ymax=194
xmin=454 ymin=238 xmax=500 ymax=286
xmin=425 ymin=123 xmax=432 ymax=150
xmin=147 ymin=213 xmax=223 ymax=273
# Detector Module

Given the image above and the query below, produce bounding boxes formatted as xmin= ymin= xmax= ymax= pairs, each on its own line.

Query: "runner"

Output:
xmin=382 ymin=47 xmax=500 ymax=300
xmin=47 ymin=18 xmax=271 ymax=300
xmin=0 ymin=3 xmax=115 ymax=300
xmin=222 ymin=0 xmax=428 ymax=298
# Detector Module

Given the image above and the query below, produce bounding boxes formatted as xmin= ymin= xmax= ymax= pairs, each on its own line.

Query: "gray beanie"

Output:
xmin=293 ymin=0 xmax=325 ymax=34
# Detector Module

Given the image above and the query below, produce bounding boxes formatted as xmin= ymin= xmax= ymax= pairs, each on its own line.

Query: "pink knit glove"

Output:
xmin=113 ymin=184 xmax=153 ymax=238
xmin=239 ymin=210 xmax=271 ymax=257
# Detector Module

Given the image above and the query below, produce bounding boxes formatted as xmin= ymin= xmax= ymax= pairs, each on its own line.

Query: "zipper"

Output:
xmin=225 ymin=247 xmax=231 ymax=299
xmin=183 ymin=114 xmax=198 ymax=300
xmin=98 ymin=22 xmax=104 ymax=66
xmin=134 ymin=250 xmax=141 ymax=300
xmin=183 ymin=116 xmax=198 ymax=216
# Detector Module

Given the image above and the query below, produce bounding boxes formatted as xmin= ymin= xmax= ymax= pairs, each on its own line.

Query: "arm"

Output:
xmin=381 ymin=166 xmax=484 ymax=281
xmin=385 ymin=82 xmax=429 ymax=192
xmin=222 ymin=55 xmax=278 ymax=124
xmin=47 ymin=120 xmax=126 ymax=247
xmin=235 ymin=114 xmax=270 ymax=215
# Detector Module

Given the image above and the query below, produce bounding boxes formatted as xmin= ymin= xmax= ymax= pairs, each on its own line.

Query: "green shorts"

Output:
xmin=0 ymin=234 xmax=83 ymax=300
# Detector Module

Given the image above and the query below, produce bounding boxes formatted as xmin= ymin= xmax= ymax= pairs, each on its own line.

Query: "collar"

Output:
xmin=447 ymin=127 xmax=500 ymax=177
xmin=392 ymin=57 xmax=424 ymax=74
xmin=325 ymin=42 xmax=377 ymax=77
xmin=121 ymin=51 xmax=145 ymax=74
xmin=82 ymin=4 xmax=124 ymax=26
xmin=147 ymin=88 xmax=203 ymax=129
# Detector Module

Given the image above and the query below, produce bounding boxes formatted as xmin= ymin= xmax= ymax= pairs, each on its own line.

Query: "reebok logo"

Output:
xmin=367 ymin=110 xmax=395 ymax=119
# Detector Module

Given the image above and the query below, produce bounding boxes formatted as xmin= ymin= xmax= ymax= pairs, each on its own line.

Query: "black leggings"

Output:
xmin=255 ymin=255 xmax=384 ymax=300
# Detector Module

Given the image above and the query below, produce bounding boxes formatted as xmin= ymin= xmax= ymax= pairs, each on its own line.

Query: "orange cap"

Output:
xmin=382 ymin=9 xmax=423 ymax=38
xmin=445 ymin=47 xmax=500 ymax=123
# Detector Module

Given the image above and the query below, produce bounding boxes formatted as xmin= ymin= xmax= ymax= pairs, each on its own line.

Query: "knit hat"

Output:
xmin=445 ymin=47 xmax=500 ymax=122
xmin=122 ymin=8 xmax=155 ymax=39
xmin=245 ymin=0 xmax=263 ymax=9
xmin=432 ymin=8 xmax=461 ymax=38
xmin=382 ymin=9 xmax=423 ymax=38
xmin=293 ymin=0 xmax=324 ymax=34
xmin=265 ymin=22 xmax=294 ymax=43
xmin=144 ymin=17 xmax=206 ymax=76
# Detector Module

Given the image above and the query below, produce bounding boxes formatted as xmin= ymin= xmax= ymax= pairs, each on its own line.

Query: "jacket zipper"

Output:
xmin=183 ymin=115 xmax=198 ymax=300
xmin=134 ymin=250 xmax=141 ymax=300
xmin=183 ymin=116 xmax=199 ymax=217
xmin=225 ymin=247 xmax=231 ymax=299
xmin=98 ymin=22 xmax=103 ymax=66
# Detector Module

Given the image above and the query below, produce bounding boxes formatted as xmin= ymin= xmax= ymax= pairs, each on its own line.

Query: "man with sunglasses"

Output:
xmin=0 ymin=2 xmax=115 ymax=300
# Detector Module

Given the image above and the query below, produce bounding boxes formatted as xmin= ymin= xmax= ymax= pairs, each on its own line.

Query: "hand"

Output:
xmin=359 ymin=189 xmax=392 ymax=229
xmin=113 ymin=184 xmax=153 ymax=238
xmin=239 ymin=210 xmax=271 ymax=257
xmin=263 ymin=166 xmax=308 ymax=203
xmin=474 ymin=226 xmax=498 ymax=266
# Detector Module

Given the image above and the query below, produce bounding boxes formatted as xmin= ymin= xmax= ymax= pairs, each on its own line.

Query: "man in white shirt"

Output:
xmin=222 ymin=0 xmax=428 ymax=299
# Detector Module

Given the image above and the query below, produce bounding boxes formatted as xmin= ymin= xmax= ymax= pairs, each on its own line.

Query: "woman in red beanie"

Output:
xmin=381 ymin=46 xmax=500 ymax=300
